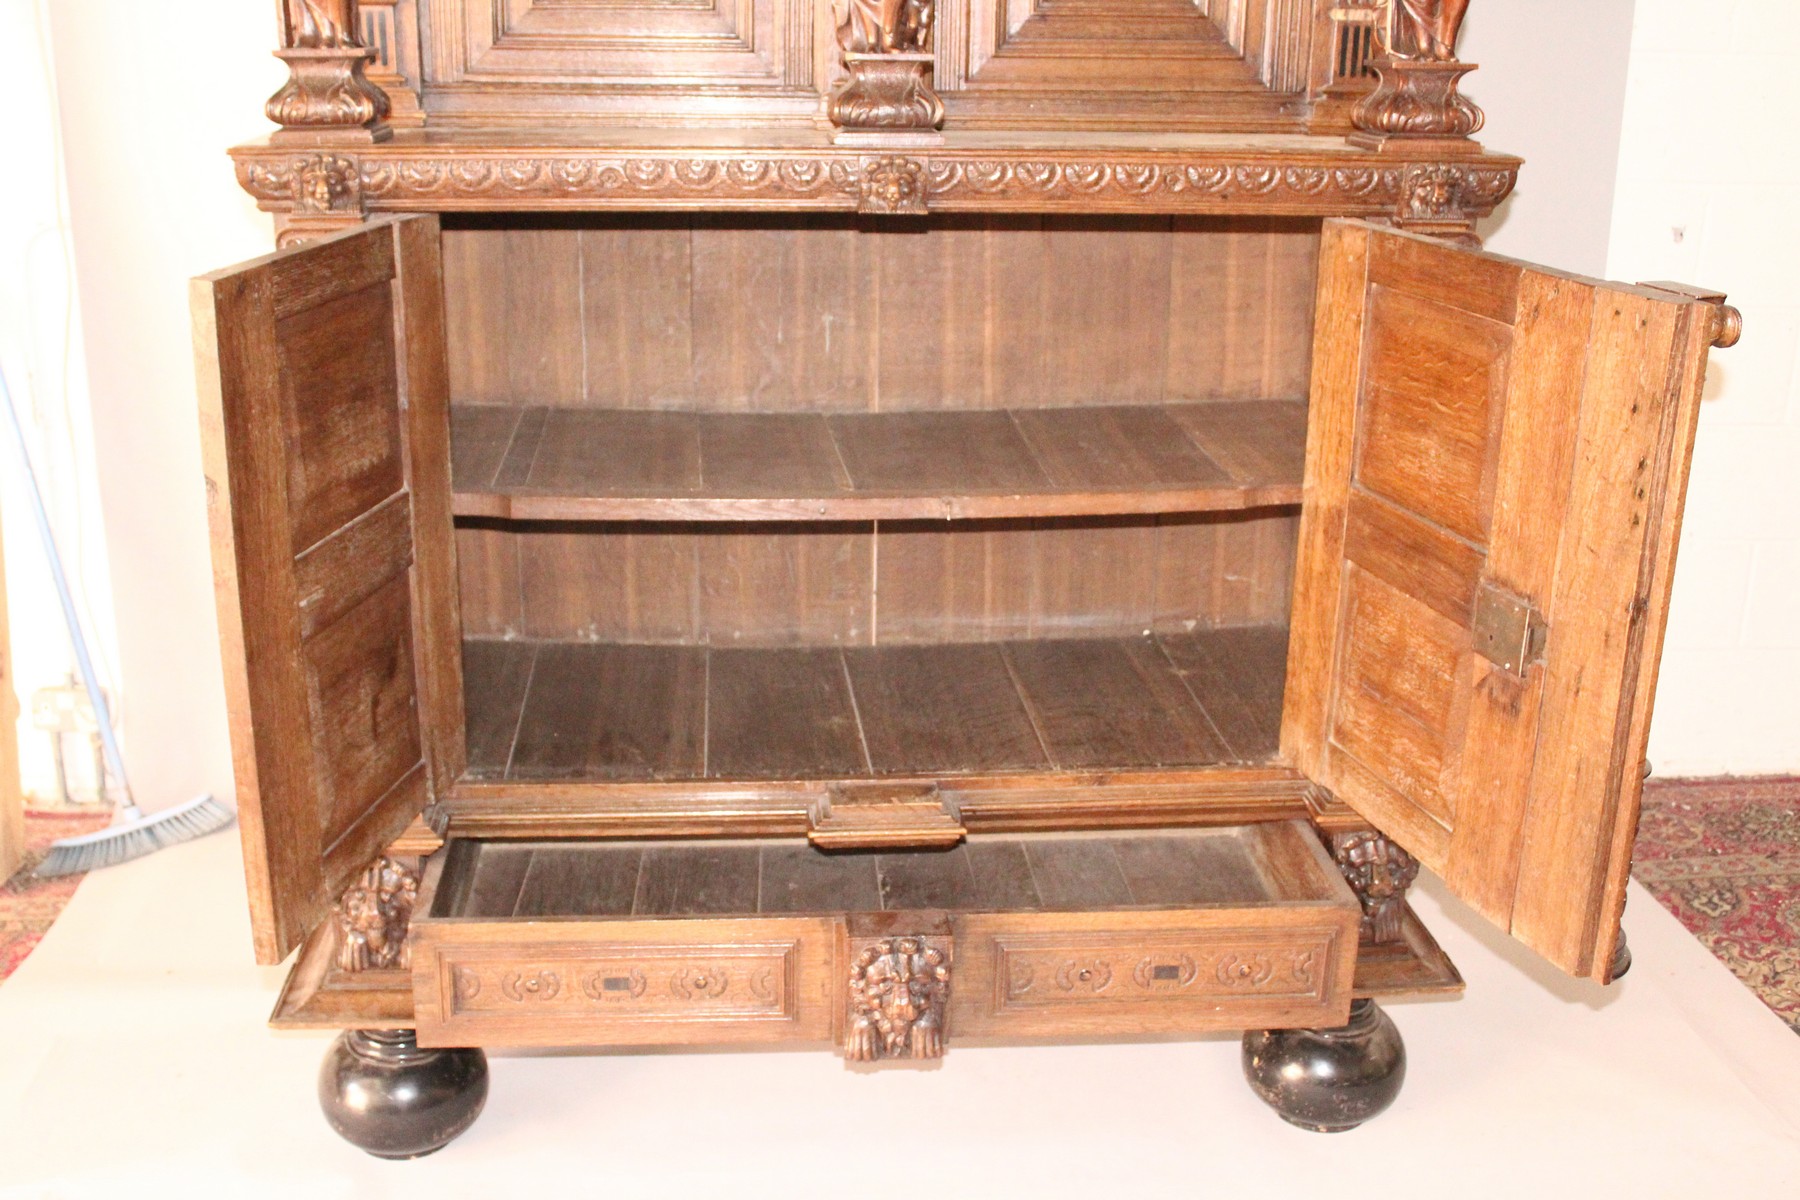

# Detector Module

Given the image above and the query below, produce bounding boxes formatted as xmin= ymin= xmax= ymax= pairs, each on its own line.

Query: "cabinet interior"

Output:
xmin=444 ymin=213 xmax=1322 ymax=789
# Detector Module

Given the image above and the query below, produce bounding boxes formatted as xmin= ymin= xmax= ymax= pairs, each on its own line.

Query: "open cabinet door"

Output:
xmin=1285 ymin=221 xmax=1730 ymax=982
xmin=193 ymin=217 xmax=463 ymax=964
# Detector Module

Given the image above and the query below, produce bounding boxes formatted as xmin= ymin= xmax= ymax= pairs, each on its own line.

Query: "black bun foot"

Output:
xmin=318 ymin=1029 xmax=488 ymax=1158
xmin=1242 ymin=999 xmax=1406 ymax=1133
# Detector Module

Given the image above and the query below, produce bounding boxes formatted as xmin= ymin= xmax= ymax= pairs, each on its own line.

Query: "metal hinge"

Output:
xmin=1471 ymin=579 xmax=1547 ymax=675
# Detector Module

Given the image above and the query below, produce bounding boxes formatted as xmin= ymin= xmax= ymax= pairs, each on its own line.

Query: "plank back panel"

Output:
xmin=440 ymin=215 xmax=1320 ymax=413
xmin=194 ymin=217 xmax=461 ymax=964
xmin=1286 ymin=221 xmax=1725 ymax=981
xmin=455 ymin=514 xmax=1298 ymax=646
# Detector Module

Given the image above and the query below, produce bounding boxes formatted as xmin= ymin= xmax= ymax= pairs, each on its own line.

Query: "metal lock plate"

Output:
xmin=1471 ymin=580 xmax=1547 ymax=675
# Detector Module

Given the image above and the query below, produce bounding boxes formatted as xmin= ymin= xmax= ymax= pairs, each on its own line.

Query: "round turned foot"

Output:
xmin=1242 ymin=999 xmax=1406 ymax=1133
xmin=318 ymin=1029 xmax=488 ymax=1159
xmin=1610 ymin=929 xmax=1633 ymax=980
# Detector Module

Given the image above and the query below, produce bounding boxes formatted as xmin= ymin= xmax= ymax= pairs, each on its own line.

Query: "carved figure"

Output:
xmin=1385 ymin=0 xmax=1469 ymax=62
xmin=1333 ymin=831 xmax=1420 ymax=945
xmin=837 ymin=0 xmax=935 ymax=55
xmin=334 ymin=856 xmax=417 ymax=972
xmin=287 ymin=0 xmax=360 ymax=49
xmin=846 ymin=936 xmax=950 ymax=1061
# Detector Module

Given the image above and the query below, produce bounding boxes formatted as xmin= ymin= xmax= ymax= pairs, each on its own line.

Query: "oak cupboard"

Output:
xmin=192 ymin=0 xmax=1739 ymax=1155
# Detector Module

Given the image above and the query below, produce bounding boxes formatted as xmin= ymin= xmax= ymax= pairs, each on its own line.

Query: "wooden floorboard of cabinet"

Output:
xmin=460 ymin=628 xmax=1286 ymax=785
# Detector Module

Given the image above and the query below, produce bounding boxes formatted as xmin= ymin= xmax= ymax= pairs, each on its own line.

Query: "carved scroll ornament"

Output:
xmin=333 ymin=856 xmax=418 ymax=972
xmin=1332 ymin=831 xmax=1420 ymax=946
xmin=846 ymin=936 xmax=950 ymax=1062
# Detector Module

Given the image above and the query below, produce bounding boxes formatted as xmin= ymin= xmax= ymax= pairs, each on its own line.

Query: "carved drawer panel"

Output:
xmin=412 ymin=913 xmax=837 ymax=1048
xmin=952 ymin=908 xmax=1358 ymax=1038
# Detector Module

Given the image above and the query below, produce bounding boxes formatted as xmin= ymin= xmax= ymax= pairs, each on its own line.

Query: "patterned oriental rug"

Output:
xmin=0 ymin=808 xmax=112 ymax=985
xmin=1634 ymin=776 xmax=1800 ymax=1034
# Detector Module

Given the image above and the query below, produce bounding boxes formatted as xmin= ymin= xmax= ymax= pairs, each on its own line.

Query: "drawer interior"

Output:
xmin=426 ymin=821 xmax=1353 ymax=922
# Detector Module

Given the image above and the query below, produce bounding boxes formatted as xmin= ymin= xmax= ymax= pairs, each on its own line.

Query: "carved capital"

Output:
xmin=846 ymin=934 xmax=951 ymax=1062
xmin=1352 ymin=58 xmax=1483 ymax=144
xmin=858 ymin=157 xmax=929 ymax=215
xmin=1331 ymin=831 xmax=1419 ymax=945
xmin=829 ymin=55 xmax=945 ymax=139
xmin=267 ymin=4 xmax=392 ymax=144
xmin=333 ymin=856 xmax=418 ymax=972
xmin=1349 ymin=2 xmax=1482 ymax=148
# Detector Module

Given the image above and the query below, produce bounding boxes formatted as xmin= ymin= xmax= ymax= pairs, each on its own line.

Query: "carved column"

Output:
xmin=843 ymin=916 xmax=952 ymax=1063
xmin=1331 ymin=830 xmax=1419 ymax=946
xmin=267 ymin=1 xmax=393 ymax=146
xmin=828 ymin=0 xmax=945 ymax=146
xmin=1348 ymin=0 xmax=1484 ymax=153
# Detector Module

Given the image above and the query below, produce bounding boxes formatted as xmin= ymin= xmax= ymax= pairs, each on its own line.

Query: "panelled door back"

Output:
xmin=1286 ymin=221 xmax=1721 ymax=981
xmin=194 ymin=217 xmax=463 ymax=964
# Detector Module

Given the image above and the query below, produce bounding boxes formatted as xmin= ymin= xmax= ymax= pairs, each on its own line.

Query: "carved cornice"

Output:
xmin=235 ymin=147 xmax=1518 ymax=219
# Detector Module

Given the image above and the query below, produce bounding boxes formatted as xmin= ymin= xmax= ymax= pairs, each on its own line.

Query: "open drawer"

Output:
xmin=411 ymin=820 xmax=1361 ymax=1052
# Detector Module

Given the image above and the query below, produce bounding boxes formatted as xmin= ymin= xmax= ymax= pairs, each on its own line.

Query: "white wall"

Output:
xmin=1463 ymin=0 xmax=1638 ymax=274
xmin=39 ymin=1 xmax=280 ymax=812
xmin=1603 ymin=0 xmax=1800 ymax=776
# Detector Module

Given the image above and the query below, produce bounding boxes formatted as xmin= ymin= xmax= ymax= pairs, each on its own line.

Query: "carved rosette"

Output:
xmin=845 ymin=935 xmax=951 ymax=1062
xmin=333 ymin=856 xmax=418 ymax=972
xmin=1331 ymin=831 xmax=1420 ymax=946
xmin=829 ymin=54 xmax=945 ymax=138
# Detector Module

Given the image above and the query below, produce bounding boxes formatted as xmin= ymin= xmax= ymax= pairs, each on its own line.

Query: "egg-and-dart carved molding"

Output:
xmin=236 ymin=153 xmax=1517 ymax=218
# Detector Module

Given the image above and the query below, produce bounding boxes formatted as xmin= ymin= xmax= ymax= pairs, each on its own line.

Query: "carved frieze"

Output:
xmin=994 ymin=937 xmax=1331 ymax=1010
xmin=1332 ymin=830 xmax=1421 ymax=945
xmin=333 ymin=856 xmax=418 ymax=973
xmin=846 ymin=935 xmax=951 ymax=1062
xmin=238 ymin=150 xmax=1516 ymax=221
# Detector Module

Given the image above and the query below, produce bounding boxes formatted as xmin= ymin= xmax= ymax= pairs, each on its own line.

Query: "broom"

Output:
xmin=0 ymin=371 xmax=233 ymax=877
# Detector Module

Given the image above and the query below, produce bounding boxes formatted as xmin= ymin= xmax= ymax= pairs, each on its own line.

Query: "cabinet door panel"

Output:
xmin=194 ymin=217 xmax=462 ymax=964
xmin=1286 ymin=221 xmax=1723 ymax=981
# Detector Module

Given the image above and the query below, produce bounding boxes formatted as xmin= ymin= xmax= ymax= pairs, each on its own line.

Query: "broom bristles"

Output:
xmin=33 ymin=794 xmax=235 ymax=879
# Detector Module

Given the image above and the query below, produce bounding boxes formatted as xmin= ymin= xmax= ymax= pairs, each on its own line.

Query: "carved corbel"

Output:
xmin=266 ymin=1 xmax=393 ymax=145
xmin=844 ymin=918 xmax=951 ymax=1063
xmin=1349 ymin=0 xmax=1484 ymax=152
xmin=1331 ymin=831 xmax=1419 ymax=946
xmin=829 ymin=0 xmax=945 ymax=145
xmin=857 ymin=157 xmax=929 ymax=215
xmin=333 ymin=855 xmax=419 ymax=973
xmin=273 ymin=152 xmax=369 ymax=247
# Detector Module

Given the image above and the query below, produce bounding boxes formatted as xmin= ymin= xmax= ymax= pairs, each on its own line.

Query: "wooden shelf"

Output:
xmin=461 ymin=627 xmax=1287 ymax=784
xmin=450 ymin=401 xmax=1305 ymax=522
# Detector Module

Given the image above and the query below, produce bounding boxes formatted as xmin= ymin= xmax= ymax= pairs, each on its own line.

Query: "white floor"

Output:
xmin=0 ymin=827 xmax=1797 ymax=1198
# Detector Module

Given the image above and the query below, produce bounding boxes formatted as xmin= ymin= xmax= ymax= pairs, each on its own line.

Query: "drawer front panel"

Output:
xmin=413 ymin=918 xmax=836 ymax=1048
xmin=953 ymin=911 xmax=1356 ymax=1037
